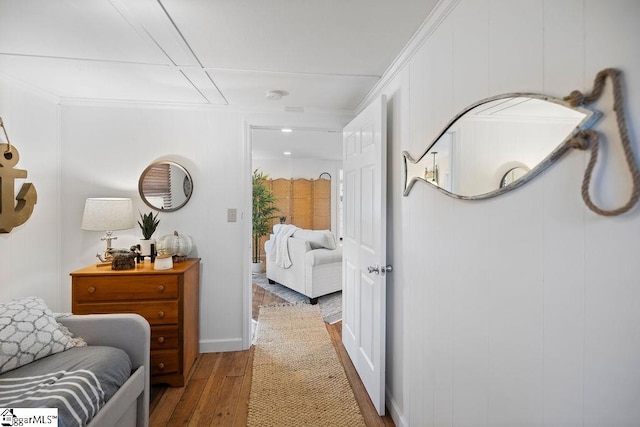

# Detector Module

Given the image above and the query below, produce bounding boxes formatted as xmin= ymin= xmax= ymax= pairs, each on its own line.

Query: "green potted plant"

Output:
xmin=138 ymin=211 xmax=160 ymax=257
xmin=252 ymin=169 xmax=279 ymax=272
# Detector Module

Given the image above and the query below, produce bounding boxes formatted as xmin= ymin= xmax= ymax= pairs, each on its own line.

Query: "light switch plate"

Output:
xmin=227 ymin=208 xmax=237 ymax=222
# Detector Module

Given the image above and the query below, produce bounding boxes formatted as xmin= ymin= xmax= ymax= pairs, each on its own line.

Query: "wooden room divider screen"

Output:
xmin=269 ymin=177 xmax=331 ymax=230
xmin=257 ymin=178 xmax=332 ymax=263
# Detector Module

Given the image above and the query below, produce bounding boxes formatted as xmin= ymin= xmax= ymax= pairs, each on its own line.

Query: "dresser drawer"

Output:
xmin=73 ymin=275 xmax=178 ymax=302
xmin=151 ymin=325 xmax=179 ymax=350
xmin=151 ymin=349 xmax=179 ymax=375
xmin=73 ymin=301 xmax=178 ymax=325
xmin=70 ymin=259 xmax=200 ymax=387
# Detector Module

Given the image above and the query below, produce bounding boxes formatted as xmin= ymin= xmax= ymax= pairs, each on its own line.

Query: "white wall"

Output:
xmin=58 ymin=104 xmax=250 ymax=351
xmin=382 ymin=0 xmax=640 ymax=425
xmin=0 ymin=78 xmax=62 ymax=309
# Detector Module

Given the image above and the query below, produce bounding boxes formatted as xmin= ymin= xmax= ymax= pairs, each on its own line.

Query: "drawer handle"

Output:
xmin=158 ymin=362 xmax=165 ymax=370
xmin=158 ymin=285 xmax=165 ymax=292
xmin=158 ymin=311 xmax=165 ymax=319
xmin=157 ymin=336 xmax=165 ymax=344
xmin=88 ymin=287 xmax=96 ymax=294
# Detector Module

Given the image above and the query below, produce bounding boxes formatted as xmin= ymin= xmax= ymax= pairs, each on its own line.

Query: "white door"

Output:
xmin=342 ymin=95 xmax=388 ymax=415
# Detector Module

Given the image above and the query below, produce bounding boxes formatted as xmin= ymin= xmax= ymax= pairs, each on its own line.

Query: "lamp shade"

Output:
xmin=81 ymin=198 xmax=135 ymax=231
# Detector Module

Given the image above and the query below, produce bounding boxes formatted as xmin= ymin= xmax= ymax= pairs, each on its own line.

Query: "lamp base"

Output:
xmin=100 ymin=231 xmax=118 ymax=259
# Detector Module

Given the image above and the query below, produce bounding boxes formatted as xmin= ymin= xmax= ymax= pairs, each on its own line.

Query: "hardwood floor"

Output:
xmin=251 ymin=281 xmax=288 ymax=320
xmin=149 ymin=284 xmax=395 ymax=426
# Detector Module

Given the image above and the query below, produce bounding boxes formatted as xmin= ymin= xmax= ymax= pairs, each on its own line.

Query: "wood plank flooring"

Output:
xmin=149 ymin=284 xmax=395 ymax=426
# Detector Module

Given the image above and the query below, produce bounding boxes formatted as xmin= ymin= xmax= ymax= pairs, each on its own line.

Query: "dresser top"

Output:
xmin=70 ymin=258 xmax=200 ymax=276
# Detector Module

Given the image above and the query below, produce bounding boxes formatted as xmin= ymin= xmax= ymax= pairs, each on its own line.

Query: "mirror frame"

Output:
xmin=138 ymin=161 xmax=193 ymax=212
xmin=403 ymin=92 xmax=601 ymax=199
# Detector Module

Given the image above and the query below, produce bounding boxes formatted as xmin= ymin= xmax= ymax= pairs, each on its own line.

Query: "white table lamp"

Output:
xmin=81 ymin=197 xmax=135 ymax=259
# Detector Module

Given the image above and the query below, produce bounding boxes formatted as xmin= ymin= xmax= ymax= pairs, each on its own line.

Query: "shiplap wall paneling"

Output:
xmin=485 ymin=6 xmax=546 ymax=425
xmin=583 ymin=2 xmax=640 ymax=425
xmin=451 ymin=199 xmax=492 ymax=427
xmin=423 ymin=16 xmax=458 ymax=427
xmin=406 ymin=37 xmax=430 ymax=423
xmin=452 ymin=0 xmax=490 ymax=113
xmin=543 ymin=0 xmax=584 ymax=95
xmin=488 ymin=0 xmax=543 ymax=94
xmin=397 ymin=0 xmax=640 ymax=426
xmin=0 ymin=79 xmax=61 ymax=309
xmin=431 ymin=191 xmax=456 ymax=427
xmin=584 ymin=1 xmax=637 ymax=210
xmin=447 ymin=3 xmax=492 ymax=424
xmin=540 ymin=1 xmax=586 ymax=425
xmin=487 ymin=189 xmax=545 ymax=427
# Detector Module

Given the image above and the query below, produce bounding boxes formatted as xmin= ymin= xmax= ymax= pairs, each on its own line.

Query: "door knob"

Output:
xmin=367 ymin=264 xmax=393 ymax=275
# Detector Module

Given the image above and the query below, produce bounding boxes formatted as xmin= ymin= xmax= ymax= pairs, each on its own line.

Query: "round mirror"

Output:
xmin=499 ymin=166 xmax=530 ymax=188
xmin=139 ymin=161 xmax=193 ymax=212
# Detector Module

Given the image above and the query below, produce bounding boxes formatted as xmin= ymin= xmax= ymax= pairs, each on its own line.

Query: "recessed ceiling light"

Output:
xmin=283 ymin=151 xmax=292 ymax=156
xmin=266 ymin=90 xmax=289 ymax=101
xmin=281 ymin=128 xmax=293 ymax=133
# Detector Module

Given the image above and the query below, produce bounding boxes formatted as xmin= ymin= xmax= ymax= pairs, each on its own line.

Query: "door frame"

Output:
xmin=241 ymin=118 xmax=349 ymax=348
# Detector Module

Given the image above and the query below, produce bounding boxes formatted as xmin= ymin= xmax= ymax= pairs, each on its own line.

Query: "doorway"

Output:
xmin=245 ymin=126 xmax=344 ymax=343
xmin=251 ymin=126 xmax=343 ymax=258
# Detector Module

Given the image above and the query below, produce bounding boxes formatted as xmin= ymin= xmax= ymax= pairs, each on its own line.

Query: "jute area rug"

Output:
xmin=248 ymin=304 xmax=366 ymax=426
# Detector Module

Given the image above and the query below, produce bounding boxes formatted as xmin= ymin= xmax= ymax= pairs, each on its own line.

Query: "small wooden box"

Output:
xmin=111 ymin=255 xmax=136 ymax=270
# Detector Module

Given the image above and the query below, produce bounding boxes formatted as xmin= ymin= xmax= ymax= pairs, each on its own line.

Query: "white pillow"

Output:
xmin=293 ymin=229 xmax=337 ymax=250
xmin=0 ymin=297 xmax=78 ymax=374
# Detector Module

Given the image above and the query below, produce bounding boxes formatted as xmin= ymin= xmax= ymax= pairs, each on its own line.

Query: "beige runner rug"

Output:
xmin=248 ymin=304 xmax=366 ymax=426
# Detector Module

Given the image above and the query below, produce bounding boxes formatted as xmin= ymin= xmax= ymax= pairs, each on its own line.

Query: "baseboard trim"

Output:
xmin=386 ymin=387 xmax=407 ymax=427
xmin=199 ymin=337 xmax=244 ymax=353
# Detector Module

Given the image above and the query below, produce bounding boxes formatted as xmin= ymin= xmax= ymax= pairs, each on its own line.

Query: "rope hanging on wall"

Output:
xmin=0 ymin=117 xmax=12 ymax=154
xmin=564 ymin=68 xmax=640 ymax=216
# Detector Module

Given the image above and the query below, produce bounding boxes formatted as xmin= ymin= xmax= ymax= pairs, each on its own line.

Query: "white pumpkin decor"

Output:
xmin=158 ymin=231 xmax=193 ymax=258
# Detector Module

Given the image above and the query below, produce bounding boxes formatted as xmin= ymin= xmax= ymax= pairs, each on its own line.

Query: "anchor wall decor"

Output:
xmin=0 ymin=117 xmax=37 ymax=233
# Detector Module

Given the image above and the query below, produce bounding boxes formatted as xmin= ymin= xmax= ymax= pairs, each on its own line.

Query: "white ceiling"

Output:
xmin=0 ymin=0 xmax=438 ymax=113
xmin=252 ymin=128 xmax=343 ymax=160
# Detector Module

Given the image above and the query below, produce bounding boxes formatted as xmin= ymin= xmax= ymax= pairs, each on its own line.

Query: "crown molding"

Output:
xmin=0 ymin=72 xmax=62 ymax=105
xmin=355 ymin=0 xmax=461 ymax=114
xmin=59 ymin=96 xmax=354 ymax=122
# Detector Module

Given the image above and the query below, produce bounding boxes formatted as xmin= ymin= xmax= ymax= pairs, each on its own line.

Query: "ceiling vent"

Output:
xmin=265 ymin=90 xmax=289 ymax=100
xmin=284 ymin=106 xmax=304 ymax=113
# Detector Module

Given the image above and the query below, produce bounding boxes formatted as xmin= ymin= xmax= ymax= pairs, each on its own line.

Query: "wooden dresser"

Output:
xmin=70 ymin=258 xmax=200 ymax=386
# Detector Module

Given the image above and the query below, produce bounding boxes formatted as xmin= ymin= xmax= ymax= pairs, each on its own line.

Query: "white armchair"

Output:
xmin=264 ymin=227 xmax=342 ymax=304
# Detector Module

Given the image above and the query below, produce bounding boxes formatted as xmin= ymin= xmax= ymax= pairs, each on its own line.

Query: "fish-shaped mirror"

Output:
xmin=403 ymin=93 xmax=600 ymax=199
